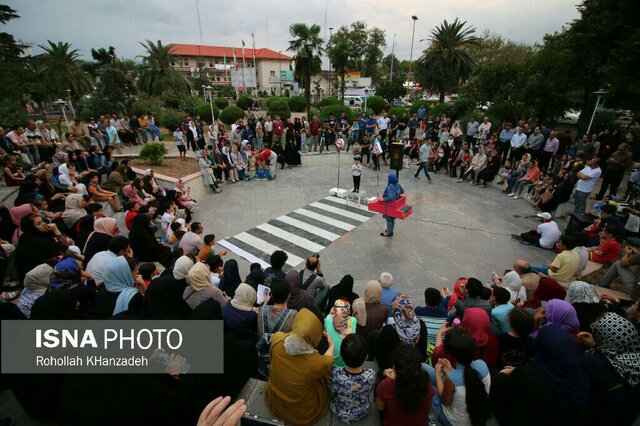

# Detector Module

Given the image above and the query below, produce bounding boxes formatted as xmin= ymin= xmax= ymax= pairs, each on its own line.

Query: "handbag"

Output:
xmin=540 ymin=190 xmax=553 ymax=204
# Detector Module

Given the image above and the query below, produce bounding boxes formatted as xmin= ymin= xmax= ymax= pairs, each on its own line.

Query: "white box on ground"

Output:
xmin=329 ymin=188 xmax=348 ymax=198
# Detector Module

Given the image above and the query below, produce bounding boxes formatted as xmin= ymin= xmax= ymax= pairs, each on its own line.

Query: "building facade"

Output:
xmin=169 ymin=44 xmax=293 ymax=93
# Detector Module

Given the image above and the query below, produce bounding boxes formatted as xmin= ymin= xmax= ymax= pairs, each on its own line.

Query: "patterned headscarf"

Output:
xmin=567 ymin=281 xmax=600 ymax=304
xmin=592 ymin=312 xmax=640 ymax=387
xmin=391 ymin=295 xmax=421 ymax=346
xmin=329 ymin=299 xmax=352 ymax=336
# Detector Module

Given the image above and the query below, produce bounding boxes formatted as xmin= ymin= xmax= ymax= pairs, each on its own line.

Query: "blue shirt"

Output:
xmin=499 ymin=128 xmax=514 ymax=143
xmin=365 ymin=118 xmax=376 ymax=134
xmin=415 ymin=301 xmax=448 ymax=345
xmin=417 ymin=107 xmax=427 ymax=119
xmin=491 ymin=302 xmax=514 ymax=334
xmin=381 ymin=288 xmax=400 ymax=311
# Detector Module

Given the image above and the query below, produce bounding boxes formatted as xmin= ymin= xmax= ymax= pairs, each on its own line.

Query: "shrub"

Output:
xmin=309 ymin=107 xmax=321 ymax=119
xmin=388 ymin=107 xmax=408 ymax=118
xmin=267 ymin=98 xmax=291 ymax=120
xmin=317 ymin=96 xmax=341 ymax=109
xmin=178 ymin=96 xmax=204 ymax=117
xmin=266 ymin=96 xmax=287 ymax=109
xmin=132 ymin=97 xmax=165 ymax=117
xmin=139 ymin=141 xmax=168 ymax=166
xmin=235 ymin=95 xmax=253 ymax=110
xmin=486 ymin=102 xmax=525 ymax=124
xmin=196 ymin=101 xmax=220 ymax=124
xmin=78 ymin=106 xmax=94 ymax=122
xmin=429 ymin=103 xmax=454 ymax=119
xmin=288 ymin=96 xmax=308 ymax=112
xmin=219 ymin=106 xmax=246 ymax=125
xmin=365 ymin=95 xmax=385 ymax=114
xmin=319 ymin=105 xmax=354 ymax=124
xmin=409 ymin=100 xmax=430 ymax=115
xmin=157 ymin=109 xmax=185 ymax=131
xmin=213 ymin=97 xmax=229 ymax=109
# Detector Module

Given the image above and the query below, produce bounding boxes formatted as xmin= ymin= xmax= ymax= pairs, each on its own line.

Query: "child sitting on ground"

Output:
xmin=33 ymin=198 xmax=62 ymax=224
xmin=497 ymin=160 xmax=513 ymax=186
xmin=490 ymin=286 xmax=514 ymax=334
xmin=137 ymin=262 xmax=158 ymax=293
xmin=85 ymin=171 xmax=121 ymax=212
xmin=415 ymin=288 xmax=450 ymax=346
xmin=175 ymin=179 xmax=197 ymax=209
xmin=197 ymin=234 xmax=227 ymax=260
xmin=329 ymin=334 xmax=377 ymax=423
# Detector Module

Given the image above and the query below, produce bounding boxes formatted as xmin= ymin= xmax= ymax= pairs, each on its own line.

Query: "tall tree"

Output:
xmin=36 ymin=41 xmax=94 ymax=98
xmin=86 ymin=46 xmax=136 ymax=114
xmin=328 ymin=39 xmax=352 ymax=101
xmin=330 ymin=21 xmax=387 ymax=83
xmin=417 ymin=18 xmax=480 ymax=102
xmin=288 ymin=23 xmax=323 ymax=117
xmin=137 ymin=40 xmax=190 ymax=96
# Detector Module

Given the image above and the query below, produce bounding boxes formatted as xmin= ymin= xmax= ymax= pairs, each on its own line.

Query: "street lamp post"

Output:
xmin=586 ymin=89 xmax=608 ymax=135
xmin=278 ymin=51 xmax=283 ymax=97
xmin=389 ymin=33 xmax=396 ymax=82
xmin=202 ymin=85 xmax=215 ymax=124
xmin=328 ymin=27 xmax=333 ymax=97
xmin=54 ymin=98 xmax=69 ymax=129
xmin=407 ymin=15 xmax=418 ymax=97
xmin=364 ymin=88 xmax=370 ymax=114
xmin=65 ymin=89 xmax=76 ymax=119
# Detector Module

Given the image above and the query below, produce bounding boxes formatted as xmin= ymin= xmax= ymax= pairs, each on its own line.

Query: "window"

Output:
xmin=209 ymin=62 xmax=214 ymax=67
xmin=270 ymin=70 xmax=276 ymax=77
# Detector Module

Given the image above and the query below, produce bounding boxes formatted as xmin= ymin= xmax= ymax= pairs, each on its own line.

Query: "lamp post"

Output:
xmin=202 ymin=85 xmax=215 ymax=124
xmin=364 ymin=87 xmax=370 ymax=114
xmin=407 ymin=15 xmax=418 ymax=97
xmin=65 ymin=89 xmax=76 ymax=119
xmin=54 ymin=98 xmax=69 ymax=129
xmin=586 ymin=89 xmax=608 ymax=135
xmin=278 ymin=51 xmax=283 ymax=96
xmin=389 ymin=33 xmax=396 ymax=82
xmin=328 ymin=27 xmax=333 ymax=97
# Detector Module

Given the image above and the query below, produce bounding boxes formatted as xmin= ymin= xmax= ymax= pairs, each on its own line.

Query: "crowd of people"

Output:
xmin=0 ymin=109 xmax=638 ymax=426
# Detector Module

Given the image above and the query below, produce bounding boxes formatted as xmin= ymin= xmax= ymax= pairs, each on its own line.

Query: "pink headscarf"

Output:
xmin=83 ymin=217 xmax=119 ymax=253
xmin=122 ymin=185 xmax=146 ymax=206
xmin=10 ymin=204 xmax=35 ymax=245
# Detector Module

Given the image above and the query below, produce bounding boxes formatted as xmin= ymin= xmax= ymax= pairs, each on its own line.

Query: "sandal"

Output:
xmin=380 ymin=232 xmax=393 ymax=237
xmin=0 ymin=291 xmax=19 ymax=301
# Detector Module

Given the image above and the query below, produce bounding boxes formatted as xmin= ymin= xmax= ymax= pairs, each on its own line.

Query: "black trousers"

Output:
xmin=597 ymin=171 xmax=624 ymax=199
xmin=361 ymin=148 xmax=371 ymax=164
xmin=539 ymin=150 xmax=553 ymax=172
xmin=520 ymin=230 xmax=541 ymax=246
xmin=353 ymin=175 xmax=361 ymax=192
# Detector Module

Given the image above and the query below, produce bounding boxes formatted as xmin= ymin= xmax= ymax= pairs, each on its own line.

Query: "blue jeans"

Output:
xmin=513 ymin=179 xmax=533 ymax=195
xmin=149 ymin=124 xmax=162 ymax=140
xmin=530 ymin=264 xmax=549 ymax=274
xmin=415 ymin=161 xmax=431 ymax=180
xmin=385 ymin=217 xmax=395 ymax=234
xmin=573 ymin=189 xmax=590 ymax=215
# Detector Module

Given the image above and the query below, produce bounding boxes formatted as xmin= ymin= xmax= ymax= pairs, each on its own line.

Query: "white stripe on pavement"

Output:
xmin=294 ymin=209 xmax=355 ymax=231
xmin=233 ymin=232 xmax=304 ymax=267
xmin=256 ymin=223 xmax=325 ymax=253
xmin=275 ymin=216 xmax=341 ymax=241
xmin=217 ymin=240 xmax=271 ymax=269
xmin=323 ymin=196 xmax=371 ymax=211
xmin=309 ymin=201 xmax=371 ymax=222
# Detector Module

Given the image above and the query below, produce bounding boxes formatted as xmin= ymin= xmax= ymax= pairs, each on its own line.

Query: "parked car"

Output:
xmin=343 ymin=96 xmax=363 ymax=108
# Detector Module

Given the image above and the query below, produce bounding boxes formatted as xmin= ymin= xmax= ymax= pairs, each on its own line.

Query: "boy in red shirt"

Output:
xmin=588 ymin=227 xmax=622 ymax=265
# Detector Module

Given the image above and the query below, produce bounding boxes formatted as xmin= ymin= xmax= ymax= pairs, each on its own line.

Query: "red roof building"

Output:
xmin=169 ymin=43 xmax=293 ymax=92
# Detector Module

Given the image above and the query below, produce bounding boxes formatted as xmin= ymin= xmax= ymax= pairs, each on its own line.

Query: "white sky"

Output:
xmin=6 ymin=0 xmax=580 ymax=61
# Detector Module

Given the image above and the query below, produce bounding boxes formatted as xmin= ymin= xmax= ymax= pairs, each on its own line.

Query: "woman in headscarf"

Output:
xmin=34 ymin=169 xmax=66 ymax=212
xmin=140 ymin=257 xmax=193 ymax=320
xmin=16 ymin=263 xmax=53 ymax=317
xmin=285 ymin=269 xmax=319 ymax=318
xmin=175 ymin=178 xmax=197 ymax=209
xmin=324 ymin=299 xmax=356 ymax=367
xmin=61 ymin=194 xmax=87 ymax=229
xmin=57 ymin=163 xmax=87 ymax=195
xmin=567 ymin=281 xmax=608 ymax=332
xmin=244 ymin=263 xmax=264 ymax=290
xmin=523 ymin=276 xmax=566 ymax=309
xmin=433 ymin=307 xmax=499 ymax=369
xmin=15 ymin=214 xmax=71 ymax=285
xmin=579 ymin=312 xmax=640 ymax=425
xmin=122 ymin=183 xmax=147 ymax=206
xmin=183 ymin=260 xmax=229 ymax=310
xmin=82 ymin=217 xmax=119 ymax=266
xmin=447 ymin=278 xmax=467 ymax=311
xmin=458 ymin=147 xmax=488 ymax=183
xmin=10 ymin=203 xmax=36 ymax=245
xmin=476 ymin=149 xmax=501 ymax=188
xmin=532 ymin=298 xmax=580 ymax=339
xmin=128 ymin=214 xmax=172 ymax=267
xmin=219 ymin=258 xmax=242 ymax=298
xmin=265 ymin=308 xmax=334 ymax=425
xmin=221 ymin=283 xmax=258 ymax=342
xmin=491 ymin=324 xmax=589 ymax=425
xmin=103 ymin=163 xmax=130 ymax=194
xmin=352 ymin=280 xmax=389 ymax=338
xmin=324 ymin=274 xmax=358 ymax=314
xmin=96 ymin=255 xmax=142 ymax=317
xmin=376 ymin=294 xmax=428 ymax=372
xmin=197 ymin=150 xmax=221 ymax=192
xmin=500 ymin=270 xmax=526 ymax=303
xmin=381 ymin=173 xmax=405 ymax=237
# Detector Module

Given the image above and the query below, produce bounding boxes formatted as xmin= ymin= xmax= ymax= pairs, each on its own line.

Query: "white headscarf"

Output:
xmin=502 ymin=271 xmax=523 ymax=303
xmin=173 ymin=255 xmax=195 ymax=280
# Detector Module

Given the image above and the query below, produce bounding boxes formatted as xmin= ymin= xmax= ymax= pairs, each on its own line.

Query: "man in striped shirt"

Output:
xmin=415 ymin=287 xmax=449 ymax=345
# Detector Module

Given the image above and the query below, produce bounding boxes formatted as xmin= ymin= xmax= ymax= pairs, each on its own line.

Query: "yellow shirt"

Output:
xmin=265 ymin=331 xmax=333 ymax=425
xmin=138 ymin=116 xmax=149 ymax=127
xmin=549 ymin=250 xmax=580 ymax=281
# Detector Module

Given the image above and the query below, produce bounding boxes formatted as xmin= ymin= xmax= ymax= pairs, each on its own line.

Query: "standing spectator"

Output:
xmin=408 ymin=113 xmax=420 ymax=140
xmin=414 ymin=138 xmax=432 ymax=183
xmin=377 ymin=111 xmax=390 ymax=145
xmin=509 ymin=126 xmax=528 ymax=165
xmin=272 ymin=115 xmax=284 ymax=147
xmin=466 ymin=116 xmax=479 ymax=146
xmin=308 ymin=116 xmax=320 ymax=152
xmin=525 ymin=126 xmax=545 ymax=157
xmin=499 ymin=123 xmax=515 ymax=164
xmin=478 ymin=116 xmax=492 ymax=141
xmin=539 ymin=131 xmax=559 ymax=172
xmin=596 ymin=143 xmax=633 ymax=200
xmin=573 ymin=157 xmax=602 ymax=215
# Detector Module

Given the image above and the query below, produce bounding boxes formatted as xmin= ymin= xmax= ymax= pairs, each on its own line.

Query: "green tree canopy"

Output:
xmin=36 ymin=41 xmax=94 ymax=98
xmin=330 ymin=21 xmax=387 ymax=84
xmin=136 ymin=40 xmax=190 ymax=96
xmin=289 ymin=23 xmax=323 ymax=118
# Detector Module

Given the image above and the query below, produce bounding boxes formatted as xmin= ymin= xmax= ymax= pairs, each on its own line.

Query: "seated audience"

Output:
xmin=352 ymin=280 xmax=389 ymax=339
xmin=490 ymin=287 xmax=515 ymax=334
xmin=324 ymin=299 xmax=357 ymax=367
xmin=415 ymin=287 xmax=449 ymax=345
xmin=495 ymin=307 xmax=535 ymax=369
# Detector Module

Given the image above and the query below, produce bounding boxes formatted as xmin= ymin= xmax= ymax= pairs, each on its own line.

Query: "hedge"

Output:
xmin=214 ymin=97 xmax=229 ymax=109
xmin=235 ymin=95 xmax=253 ymax=110
xmin=219 ymin=106 xmax=246 ymax=125
xmin=132 ymin=97 xmax=165 ymax=117
xmin=157 ymin=109 xmax=185 ymax=131
xmin=409 ymin=100 xmax=430 ymax=115
xmin=388 ymin=107 xmax=408 ymax=118
xmin=266 ymin=96 xmax=287 ymax=109
xmin=365 ymin=95 xmax=385 ymax=114
xmin=319 ymin=105 xmax=354 ymax=124
xmin=196 ymin=101 xmax=220 ymax=124
xmin=139 ymin=141 xmax=168 ymax=166
xmin=317 ymin=96 xmax=341 ymax=109
xmin=267 ymin=98 xmax=291 ymax=120
xmin=288 ymin=96 xmax=308 ymax=112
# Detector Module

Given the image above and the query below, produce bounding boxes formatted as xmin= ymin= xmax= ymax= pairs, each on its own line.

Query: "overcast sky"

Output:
xmin=6 ymin=0 xmax=580 ymax=63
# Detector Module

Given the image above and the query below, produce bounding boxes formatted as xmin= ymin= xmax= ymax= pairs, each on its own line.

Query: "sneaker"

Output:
xmin=428 ymin=179 xmax=433 ymax=184
xmin=511 ymin=234 xmax=521 ymax=240
xmin=513 ymin=195 xmax=519 ymax=199
xmin=415 ymin=175 xmax=420 ymax=180
xmin=0 ymin=291 xmax=19 ymax=301
xmin=3 ymin=280 xmax=19 ymax=289
xmin=214 ymin=189 xmax=222 ymax=193
xmin=507 ymin=192 xmax=515 ymax=197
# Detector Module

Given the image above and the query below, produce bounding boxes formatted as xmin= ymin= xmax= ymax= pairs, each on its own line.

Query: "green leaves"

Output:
xmin=137 ymin=40 xmax=190 ymax=96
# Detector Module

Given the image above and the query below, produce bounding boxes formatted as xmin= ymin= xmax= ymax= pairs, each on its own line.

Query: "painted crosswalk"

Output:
xmin=218 ymin=196 xmax=376 ymax=269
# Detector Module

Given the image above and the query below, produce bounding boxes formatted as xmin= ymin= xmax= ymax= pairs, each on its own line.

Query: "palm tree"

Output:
xmin=328 ymin=40 xmax=352 ymax=101
xmin=418 ymin=19 xmax=480 ymax=102
xmin=36 ymin=41 xmax=94 ymax=97
xmin=288 ymin=23 xmax=323 ymax=117
xmin=136 ymin=40 xmax=190 ymax=96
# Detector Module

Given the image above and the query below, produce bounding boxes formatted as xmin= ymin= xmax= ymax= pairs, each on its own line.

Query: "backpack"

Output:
xmin=256 ymin=307 xmax=293 ymax=378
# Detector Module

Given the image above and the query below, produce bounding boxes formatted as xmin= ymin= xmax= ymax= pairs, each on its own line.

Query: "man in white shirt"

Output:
xmin=574 ymin=157 xmax=602 ymax=215
xmin=512 ymin=212 xmax=561 ymax=249
xmin=509 ymin=127 xmax=528 ymax=164
xmin=466 ymin=116 xmax=479 ymax=145
xmin=478 ymin=116 xmax=492 ymax=140
xmin=86 ymin=237 xmax=131 ymax=286
xmin=414 ymin=138 xmax=433 ymax=183
xmin=377 ymin=112 xmax=391 ymax=144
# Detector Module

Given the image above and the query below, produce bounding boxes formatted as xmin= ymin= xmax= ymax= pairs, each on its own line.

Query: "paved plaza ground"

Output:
xmin=190 ymin=156 xmax=552 ymax=302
